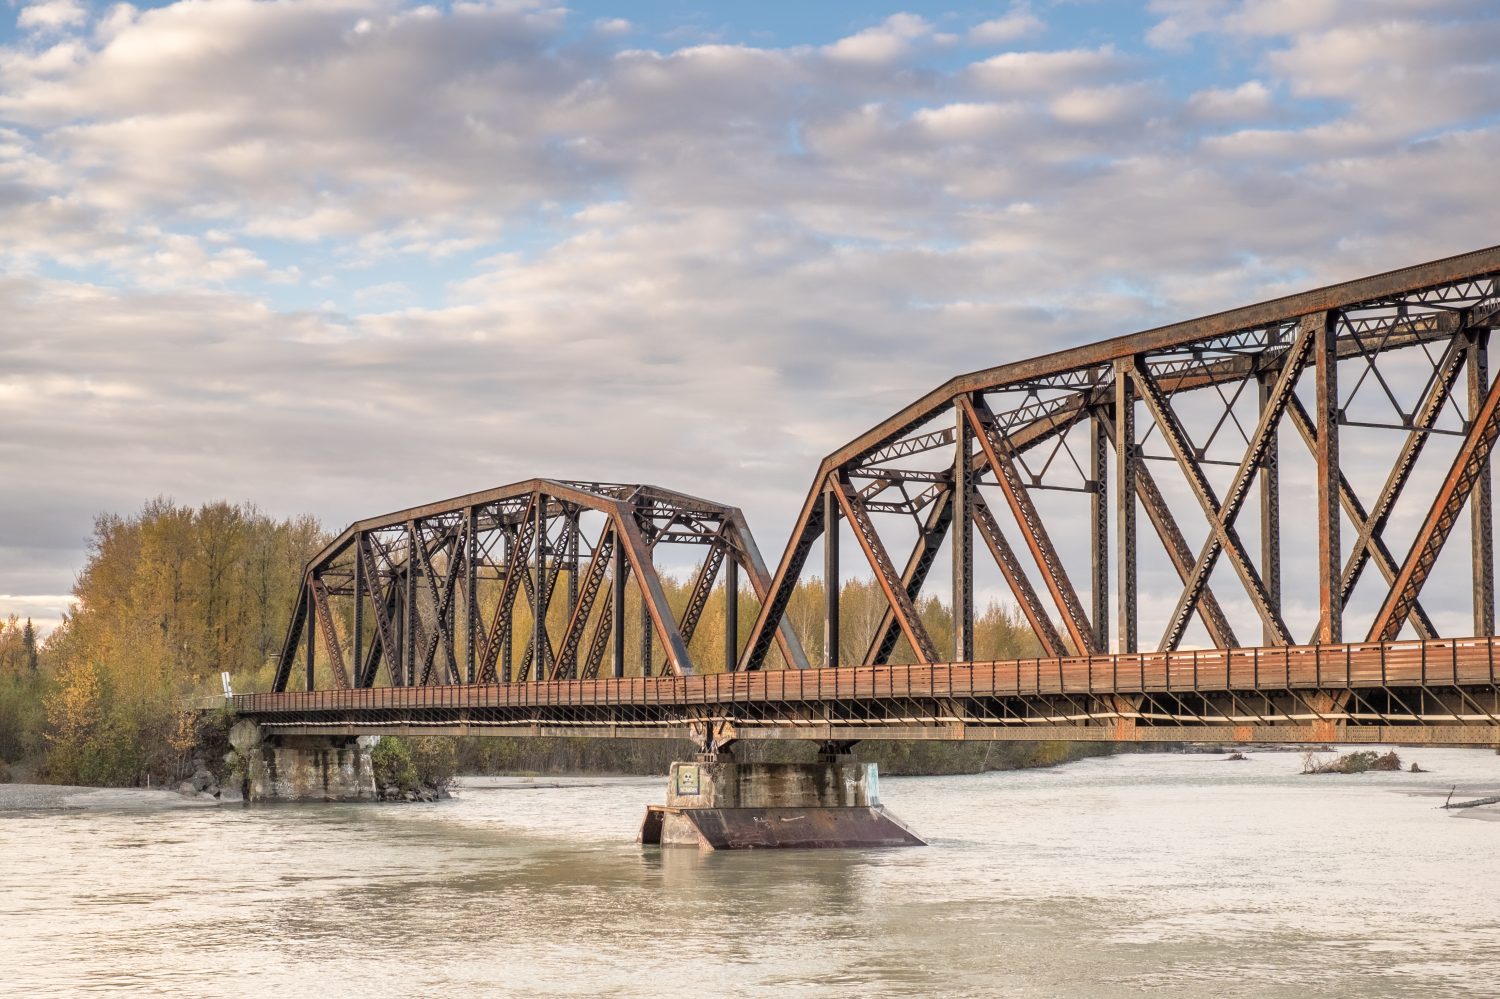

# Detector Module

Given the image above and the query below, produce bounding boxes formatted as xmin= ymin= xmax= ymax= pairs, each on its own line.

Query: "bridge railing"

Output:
xmin=232 ymin=636 xmax=1500 ymax=715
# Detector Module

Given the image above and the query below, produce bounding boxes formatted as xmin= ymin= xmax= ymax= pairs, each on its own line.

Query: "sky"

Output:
xmin=1 ymin=0 xmax=1499 ymax=634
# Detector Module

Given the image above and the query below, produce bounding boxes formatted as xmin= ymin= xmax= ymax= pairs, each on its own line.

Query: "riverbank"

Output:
xmin=0 ymin=783 xmax=221 ymax=812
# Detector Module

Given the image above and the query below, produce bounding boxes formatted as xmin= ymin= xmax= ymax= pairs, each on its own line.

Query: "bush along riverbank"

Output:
xmin=372 ymin=738 xmax=459 ymax=801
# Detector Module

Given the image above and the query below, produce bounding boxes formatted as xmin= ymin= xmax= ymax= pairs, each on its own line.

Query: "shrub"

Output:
xmin=408 ymin=738 xmax=457 ymax=791
xmin=371 ymin=738 xmax=418 ymax=794
xmin=1303 ymin=750 xmax=1402 ymax=774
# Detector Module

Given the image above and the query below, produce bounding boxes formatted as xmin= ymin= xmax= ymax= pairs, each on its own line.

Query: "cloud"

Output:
xmin=969 ymin=10 xmax=1046 ymax=45
xmin=821 ymin=13 xmax=931 ymax=65
xmin=16 ymin=0 xmax=87 ymax=33
xmin=0 ymin=0 xmax=1497 ymax=628
xmin=1049 ymin=82 xmax=1156 ymax=127
xmin=1186 ymin=80 xmax=1274 ymax=121
xmin=968 ymin=46 xmax=1122 ymax=92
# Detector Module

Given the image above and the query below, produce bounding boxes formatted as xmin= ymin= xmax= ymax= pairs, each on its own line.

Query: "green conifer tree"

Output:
xmin=22 ymin=618 xmax=37 ymax=673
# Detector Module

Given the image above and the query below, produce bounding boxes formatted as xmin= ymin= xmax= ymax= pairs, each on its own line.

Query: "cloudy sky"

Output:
xmin=2 ymin=0 xmax=1498 ymax=632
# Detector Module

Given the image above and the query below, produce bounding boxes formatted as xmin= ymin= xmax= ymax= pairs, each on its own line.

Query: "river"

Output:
xmin=3 ymin=746 xmax=1498 ymax=998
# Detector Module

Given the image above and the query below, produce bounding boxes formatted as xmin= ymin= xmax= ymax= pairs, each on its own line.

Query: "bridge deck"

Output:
xmin=235 ymin=636 xmax=1500 ymax=745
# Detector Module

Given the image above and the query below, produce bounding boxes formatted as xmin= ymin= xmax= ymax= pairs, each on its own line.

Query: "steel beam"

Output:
xmin=725 ymin=558 xmax=739 ymax=673
xmin=466 ymin=507 xmax=478 ymax=683
xmin=553 ymin=527 xmax=615 ymax=679
xmin=1256 ymin=366 xmax=1280 ymax=646
xmin=352 ymin=538 xmax=365 ymax=687
xmin=611 ymin=503 xmax=694 ymax=675
xmin=310 ymin=576 xmax=350 ymax=690
xmin=738 ymin=481 xmax=824 ymax=670
xmin=725 ymin=510 xmax=810 ymax=671
xmin=1089 ymin=411 xmax=1108 ymax=653
xmin=305 ymin=580 xmax=316 ymax=692
xmin=831 ymin=476 xmax=941 ymax=663
xmin=1312 ymin=312 xmax=1342 ymax=643
xmin=358 ymin=536 xmax=399 ymax=687
xmin=404 ymin=525 xmax=417 ymax=686
xmin=1113 ymin=362 xmax=1136 ymax=654
xmin=678 ymin=542 xmax=726 ymax=649
xmin=863 ymin=487 xmax=954 ymax=666
xmin=954 ymin=408 xmax=975 ymax=661
xmin=823 ymin=485 xmax=841 ymax=668
xmin=963 ymin=395 xmax=1096 ymax=654
xmin=971 ymin=491 xmax=1065 ymax=657
xmin=1370 ymin=366 xmax=1500 ymax=641
xmin=480 ymin=495 xmax=538 ymax=682
xmin=531 ymin=501 xmax=547 ymax=681
xmin=1471 ymin=328 xmax=1495 ymax=635
xmin=1285 ymin=395 xmax=1436 ymax=639
xmin=1129 ymin=335 xmax=1304 ymax=649
xmin=1097 ymin=410 xmax=1238 ymax=649
xmin=611 ymin=553 xmax=626 ymax=679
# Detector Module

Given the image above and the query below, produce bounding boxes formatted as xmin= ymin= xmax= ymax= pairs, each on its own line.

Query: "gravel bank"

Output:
xmin=0 ymin=784 xmax=220 ymax=813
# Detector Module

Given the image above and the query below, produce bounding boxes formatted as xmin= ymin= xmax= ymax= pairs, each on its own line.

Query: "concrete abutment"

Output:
xmin=228 ymin=720 xmax=377 ymax=802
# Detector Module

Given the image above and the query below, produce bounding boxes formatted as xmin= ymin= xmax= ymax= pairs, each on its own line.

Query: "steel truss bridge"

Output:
xmin=238 ymin=246 xmax=1500 ymax=746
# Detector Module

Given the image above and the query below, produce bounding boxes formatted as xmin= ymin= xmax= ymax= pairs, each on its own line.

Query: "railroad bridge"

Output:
xmin=230 ymin=245 xmax=1500 ymax=843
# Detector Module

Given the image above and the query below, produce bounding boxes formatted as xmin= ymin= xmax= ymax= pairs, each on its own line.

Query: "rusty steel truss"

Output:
xmin=272 ymin=479 xmax=807 ymax=693
xmin=249 ymin=246 xmax=1500 ymax=745
xmin=739 ymin=244 xmax=1500 ymax=670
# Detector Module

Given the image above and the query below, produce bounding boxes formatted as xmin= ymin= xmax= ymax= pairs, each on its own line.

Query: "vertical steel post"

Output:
xmin=405 ymin=523 xmax=417 ymax=686
xmin=1258 ymin=358 xmax=1281 ymax=646
xmin=566 ymin=508 xmax=579 ymax=631
xmin=612 ymin=552 xmax=627 ymax=679
xmin=1471 ymin=328 xmax=1495 ymax=635
xmin=352 ymin=533 xmax=364 ymax=686
xmin=954 ymin=405 xmax=974 ymax=661
xmin=823 ymin=484 xmax=841 ymax=668
xmin=640 ymin=550 xmax=653 ymax=679
xmin=501 ymin=527 xmax=513 ymax=683
xmin=1089 ymin=409 xmax=1109 ymax=653
xmin=466 ymin=506 xmax=478 ymax=683
xmin=533 ymin=501 xmax=546 ymax=681
xmin=1114 ymin=359 xmax=1137 ymax=653
xmin=725 ymin=557 xmax=739 ymax=673
xmin=392 ymin=565 xmax=404 ymax=687
xmin=1312 ymin=311 xmax=1342 ymax=643
xmin=304 ymin=581 xmax=316 ymax=691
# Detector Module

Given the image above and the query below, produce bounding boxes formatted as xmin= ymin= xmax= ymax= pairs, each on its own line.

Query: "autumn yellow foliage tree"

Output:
xmin=37 ymin=499 xmax=325 ymax=785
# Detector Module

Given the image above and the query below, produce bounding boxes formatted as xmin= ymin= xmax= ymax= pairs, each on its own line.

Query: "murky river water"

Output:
xmin=3 ymin=747 xmax=1499 ymax=998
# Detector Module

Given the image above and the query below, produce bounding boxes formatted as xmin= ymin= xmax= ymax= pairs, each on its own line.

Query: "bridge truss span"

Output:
xmin=273 ymin=479 xmax=808 ymax=695
xmin=248 ymin=246 xmax=1500 ymax=746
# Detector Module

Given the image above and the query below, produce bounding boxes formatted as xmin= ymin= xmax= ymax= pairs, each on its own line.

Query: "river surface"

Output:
xmin=3 ymin=747 xmax=1499 ymax=998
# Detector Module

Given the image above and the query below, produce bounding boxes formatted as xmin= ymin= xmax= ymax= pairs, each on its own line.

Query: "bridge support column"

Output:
xmin=229 ymin=720 xmax=378 ymax=802
xmin=639 ymin=755 xmax=923 ymax=850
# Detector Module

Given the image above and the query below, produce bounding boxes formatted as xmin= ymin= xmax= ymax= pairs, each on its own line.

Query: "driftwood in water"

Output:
xmin=1443 ymin=786 xmax=1500 ymax=809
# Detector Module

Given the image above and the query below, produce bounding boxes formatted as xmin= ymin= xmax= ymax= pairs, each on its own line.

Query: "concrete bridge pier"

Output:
xmin=639 ymin=744 xmax=924 ymax=850
xmin=228 ymin=720 xmax=378 ymax=802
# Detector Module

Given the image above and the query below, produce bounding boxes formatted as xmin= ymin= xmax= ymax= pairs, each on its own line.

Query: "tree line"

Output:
xmin=2 ymin=499 xmax=324 ymax=784
xmin=1 ymin=496 xmax=1093 ymax=786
